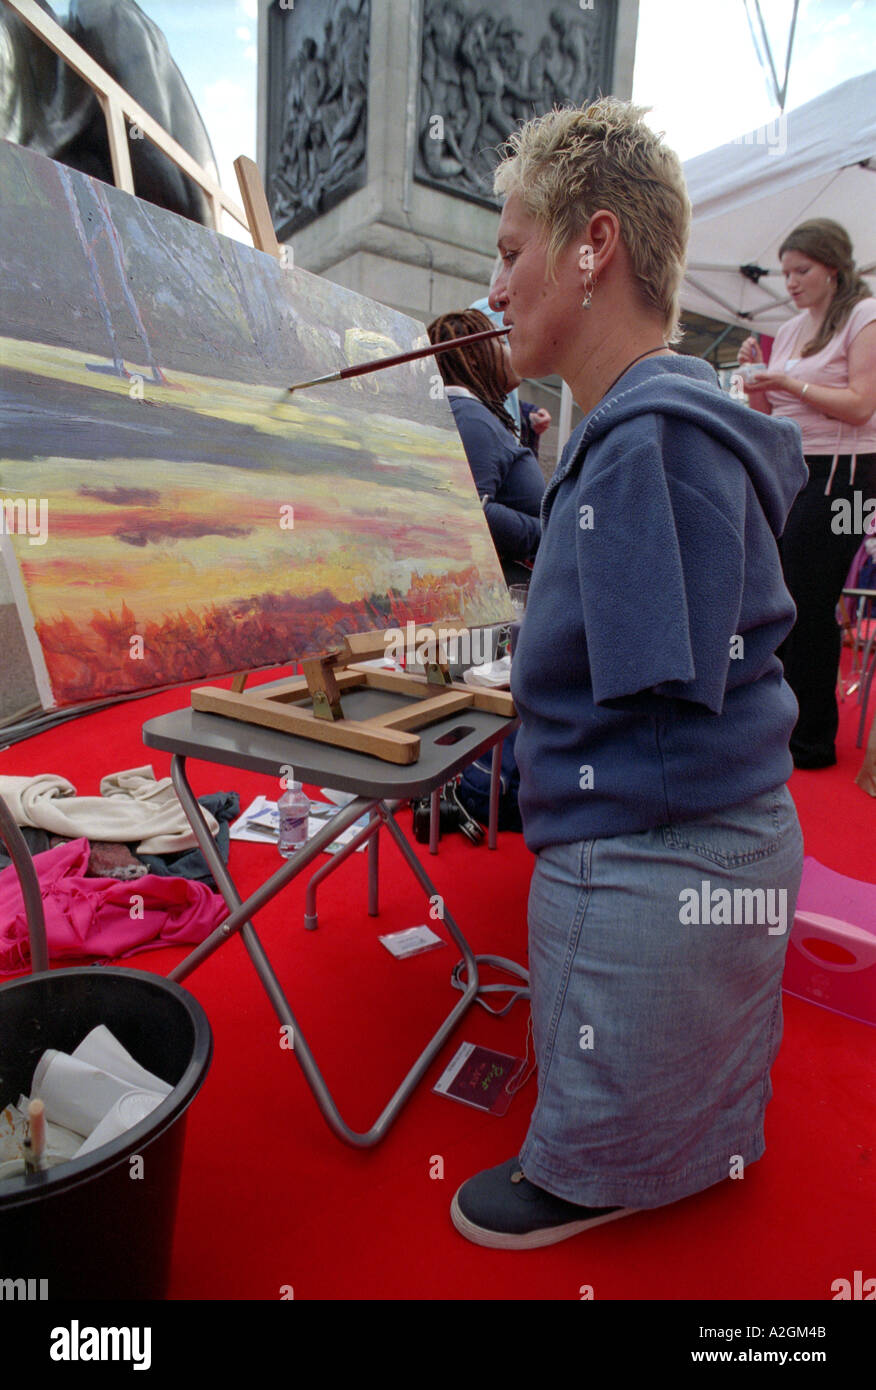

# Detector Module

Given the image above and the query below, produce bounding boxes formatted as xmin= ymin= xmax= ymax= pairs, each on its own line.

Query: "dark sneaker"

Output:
xmin=450 ymin=1157 xmax=635 ymax=1249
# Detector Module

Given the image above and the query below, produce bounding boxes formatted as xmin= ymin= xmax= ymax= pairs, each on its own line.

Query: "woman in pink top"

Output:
xmin=740 ymin=219 xmax=876 ymax=768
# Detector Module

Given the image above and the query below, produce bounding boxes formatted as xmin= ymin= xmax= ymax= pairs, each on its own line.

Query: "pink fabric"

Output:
xmin=765 ymin=299 xmax=876 ymax=454
xmin=0 ymin=837 xmax=228 ymax=976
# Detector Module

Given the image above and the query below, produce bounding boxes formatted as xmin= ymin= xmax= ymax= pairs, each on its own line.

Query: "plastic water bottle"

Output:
xmin=277 ymin=781 xmax=309 ymax=858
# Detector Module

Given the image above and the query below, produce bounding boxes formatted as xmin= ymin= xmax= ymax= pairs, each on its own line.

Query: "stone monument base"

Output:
xmin=258 ymin=0 xmax=637 ymax=323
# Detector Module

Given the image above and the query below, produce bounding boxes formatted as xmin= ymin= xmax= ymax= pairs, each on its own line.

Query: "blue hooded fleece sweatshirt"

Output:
xmin=511 ymin=354 xmax=808 ymax=852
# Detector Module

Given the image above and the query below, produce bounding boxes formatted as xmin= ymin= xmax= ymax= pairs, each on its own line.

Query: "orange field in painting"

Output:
xmin=36 ymin=567 xmax=495 ymax=704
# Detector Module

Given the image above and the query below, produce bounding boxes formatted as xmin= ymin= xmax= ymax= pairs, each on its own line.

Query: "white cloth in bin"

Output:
xmin=32 ymin=1030 xmax=169 ymax=1137
xmin=73 ymin=1026 xmax=173 ymax=1098
xmin=31 ymin=1051 xmax=161 ymax=1136
xmin=0 ymin=1027 xmax=172 ymax=1179
xmin=75 ymin=1091 xmax=163 ymax=1157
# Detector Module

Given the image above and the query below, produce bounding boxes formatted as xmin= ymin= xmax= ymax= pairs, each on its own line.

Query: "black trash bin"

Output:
xmin=0 ymin=966 xmax=212 ymax=1300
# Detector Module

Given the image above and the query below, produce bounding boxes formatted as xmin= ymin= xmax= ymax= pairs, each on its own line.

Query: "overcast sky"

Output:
xmin=52 ymin=0 xmax=875 ymax=217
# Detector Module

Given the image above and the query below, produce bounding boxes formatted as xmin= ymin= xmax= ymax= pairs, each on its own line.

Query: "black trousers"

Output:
xmin=778 ymin=452 xmax=876 ymax=765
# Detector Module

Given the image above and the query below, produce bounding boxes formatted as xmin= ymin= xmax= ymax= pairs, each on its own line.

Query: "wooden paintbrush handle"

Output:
xmin=288 ymin=325 xmax=509 ymax=393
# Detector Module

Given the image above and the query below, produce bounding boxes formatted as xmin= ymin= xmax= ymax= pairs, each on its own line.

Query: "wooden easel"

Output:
xmin=190 ymin=160 xmax=515 ymax=765
xmin=192 ymin=628 xmax=514 ymax=765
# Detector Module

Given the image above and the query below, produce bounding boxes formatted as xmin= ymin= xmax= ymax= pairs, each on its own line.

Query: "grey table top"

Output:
xmin=142 ymin=684 xmax=518 ymax=799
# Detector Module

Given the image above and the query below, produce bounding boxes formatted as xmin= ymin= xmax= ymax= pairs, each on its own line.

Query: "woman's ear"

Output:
xmin=585 ymin=210 xmax=622 ymax=276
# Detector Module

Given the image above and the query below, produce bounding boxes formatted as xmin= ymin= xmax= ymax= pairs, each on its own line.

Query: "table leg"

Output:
xmin=368 ymin=808 xmax=379 ymax=916
xmin=163 ymin=759 xmax=482 ymax=1147
xmin=429 ymin=786 xmax=440 ymax=855
xmin=857 ymin=646 xmax=876 ymax=747
xmin=379 ymin=804 xmax=479 ymax=980
xmin=488 ymin=739 xmax=503 ymax=849
xmin=303 ymin=811 xmax=381 ymax=930
xmin=166 ymin=756 xmax=374 ymax=980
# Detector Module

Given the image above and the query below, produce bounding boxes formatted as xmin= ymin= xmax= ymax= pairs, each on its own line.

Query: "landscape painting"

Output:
xmin=0 ymin=139 xmax=510 ymax=722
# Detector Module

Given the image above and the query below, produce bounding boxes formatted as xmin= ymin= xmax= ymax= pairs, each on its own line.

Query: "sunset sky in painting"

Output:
xmin=8 ymin=341 xmax=502 ymax=628
xmin=16 ymin=443 xmax=493 ymax=627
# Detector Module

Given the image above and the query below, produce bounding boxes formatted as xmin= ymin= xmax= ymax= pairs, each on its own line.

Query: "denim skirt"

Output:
xmin=518 ymin=786 xmax=804 ymax=1209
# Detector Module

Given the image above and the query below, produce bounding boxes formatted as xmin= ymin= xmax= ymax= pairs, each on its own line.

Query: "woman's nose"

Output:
xmin=489 ymin=275 xmax=509 ymax=313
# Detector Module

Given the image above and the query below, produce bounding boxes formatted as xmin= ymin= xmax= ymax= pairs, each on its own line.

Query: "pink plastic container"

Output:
xmin=782 ymin=858 xmax=876 ymax=1027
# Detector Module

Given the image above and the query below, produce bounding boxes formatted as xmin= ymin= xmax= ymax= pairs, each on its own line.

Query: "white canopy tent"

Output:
xmin=680 ymin=70 xmax=876 ymax=336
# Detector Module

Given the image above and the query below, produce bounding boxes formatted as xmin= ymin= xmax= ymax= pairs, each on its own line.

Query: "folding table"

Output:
xmin=142 ymin=683 xmax=519 ymax=1147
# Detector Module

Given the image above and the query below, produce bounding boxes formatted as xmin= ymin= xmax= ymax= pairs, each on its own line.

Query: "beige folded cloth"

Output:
xmin=0 ymin=766 xmax=218 ymax=853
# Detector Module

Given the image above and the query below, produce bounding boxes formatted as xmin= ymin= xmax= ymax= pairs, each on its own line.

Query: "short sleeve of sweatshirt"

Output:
xmin=832 ymin=297 xmax=876 ymax=357
xmin=576 ymin=428 xmax=745 ymax=714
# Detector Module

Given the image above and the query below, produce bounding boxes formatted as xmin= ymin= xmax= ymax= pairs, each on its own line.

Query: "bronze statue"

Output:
xmin=0 ymin=0 xmax=219 ymax=225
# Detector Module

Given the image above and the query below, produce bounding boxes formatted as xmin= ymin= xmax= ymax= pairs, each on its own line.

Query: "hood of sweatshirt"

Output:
xmin=544 ymin=355 xmax=808 ymax=538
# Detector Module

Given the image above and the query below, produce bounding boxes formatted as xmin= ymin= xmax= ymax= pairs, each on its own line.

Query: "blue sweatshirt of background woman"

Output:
xmin=446 ymin=391 xmax=544 ymax=566
xmin=512 ymin=355 xmax=808 ymax=851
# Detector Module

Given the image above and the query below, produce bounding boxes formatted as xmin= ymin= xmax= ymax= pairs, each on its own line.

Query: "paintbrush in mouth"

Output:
xmin=283 ymin=325 xmax=511 ymax=396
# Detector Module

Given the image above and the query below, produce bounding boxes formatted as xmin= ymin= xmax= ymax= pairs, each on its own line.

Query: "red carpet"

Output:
xmin=2 ymin=667 xmax=874 ymax=1301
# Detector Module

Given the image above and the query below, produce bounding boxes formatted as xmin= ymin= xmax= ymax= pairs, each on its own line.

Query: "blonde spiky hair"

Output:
xmin=493 ymin=98 xmax=692 ymax=344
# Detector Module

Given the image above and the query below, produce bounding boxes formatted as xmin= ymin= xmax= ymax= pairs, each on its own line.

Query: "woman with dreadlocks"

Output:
xmin=427 ymin=308 xmax=545 ymax=584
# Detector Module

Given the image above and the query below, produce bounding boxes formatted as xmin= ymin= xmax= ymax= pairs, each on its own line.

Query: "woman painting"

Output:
xmin=739 ymin=220 xmax=876 ymax=768
xmin=449 ymin=99 xmax=808 ymax=1249
xmin=427 ymin=309 xmax=544 ymax=585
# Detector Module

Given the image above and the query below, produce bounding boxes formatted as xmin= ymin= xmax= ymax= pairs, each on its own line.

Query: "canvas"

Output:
xmin=0 ymin=140 xmax=511 ymax=726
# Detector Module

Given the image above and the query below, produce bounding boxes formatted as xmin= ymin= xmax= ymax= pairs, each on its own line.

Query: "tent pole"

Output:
xmin=702 ymin=323 xmax=736 ymax=363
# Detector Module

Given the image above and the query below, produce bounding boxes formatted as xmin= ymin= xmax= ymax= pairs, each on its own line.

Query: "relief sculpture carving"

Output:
xmin=270 ymin=0 xmax=370 ymax=235
xmin=417 ymin=0 xmax=611 ymax=205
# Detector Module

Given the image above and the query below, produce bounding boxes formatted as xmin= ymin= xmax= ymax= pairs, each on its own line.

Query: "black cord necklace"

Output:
xmin=601 ymin=345 xmax=670 ymax=400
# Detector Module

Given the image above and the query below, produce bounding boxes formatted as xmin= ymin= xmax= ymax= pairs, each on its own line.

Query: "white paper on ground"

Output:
xmin=229 ymin=794 xmax=280 ymax=841
xmin=231 ymin=795 xmax=369 ymax=851
xmin=378 ymin=925 xmax=445 ymax=958
xmin=308 ymin=803 xmax=370 ymax=853
xmin=319 ymin=787 xmax=356 ymax=807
